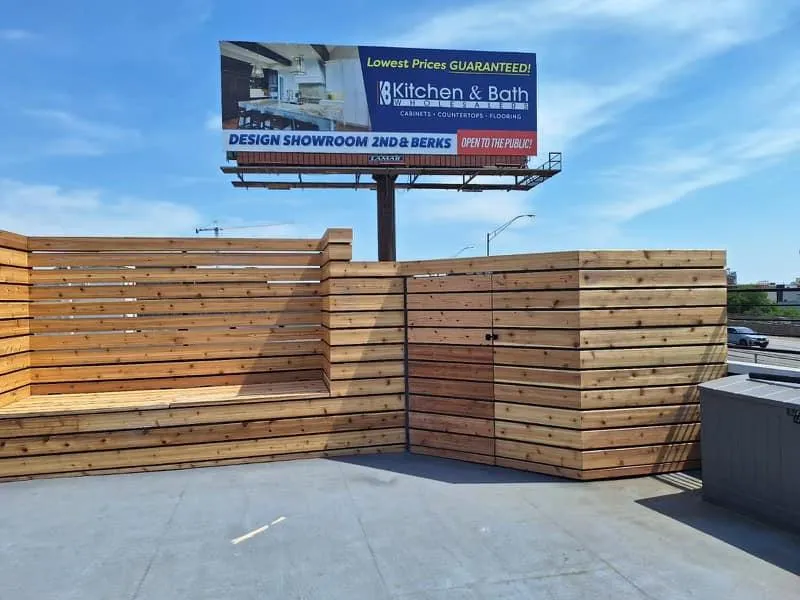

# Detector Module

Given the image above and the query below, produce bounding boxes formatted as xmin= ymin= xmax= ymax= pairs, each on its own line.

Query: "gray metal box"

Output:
xmin=700 ymin=374 xmax=800 ymax=533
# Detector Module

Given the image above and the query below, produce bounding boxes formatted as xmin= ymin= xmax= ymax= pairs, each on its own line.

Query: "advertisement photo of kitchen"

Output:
xmin=220 ymin=42 xmax=371 ymax=132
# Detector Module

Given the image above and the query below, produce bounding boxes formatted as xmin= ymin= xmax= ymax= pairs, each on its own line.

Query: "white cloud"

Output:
xmin=22 ymin=109 xmax=141 ymax=157
xmin=596 ymin=66 xmax=800 ymax=222
xmin=0 ymin=29 xmax=34 ymax=42
xmin=0 ymin=179 xmax=203 ymax=236
xmin=394 ymin=0 xmax=794 ymax=151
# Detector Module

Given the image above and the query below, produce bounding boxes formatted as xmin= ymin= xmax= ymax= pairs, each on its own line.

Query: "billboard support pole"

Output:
xmin=374 ymin=173 xmax=398 ymax=262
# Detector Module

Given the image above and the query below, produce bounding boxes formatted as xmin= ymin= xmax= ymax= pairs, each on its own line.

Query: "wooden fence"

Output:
xmin=0 ymin=229 xmax=727 ymax=481
xmin=401 ymin=251 xmax=727 ymax=480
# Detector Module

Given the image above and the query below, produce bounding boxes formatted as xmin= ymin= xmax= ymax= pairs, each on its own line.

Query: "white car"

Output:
xmin=727 ymin=326 xmax=769 ymax=348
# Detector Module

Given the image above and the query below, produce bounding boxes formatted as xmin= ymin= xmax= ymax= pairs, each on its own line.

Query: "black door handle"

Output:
xmin=485 ymin=333 xmax=499 ymax=341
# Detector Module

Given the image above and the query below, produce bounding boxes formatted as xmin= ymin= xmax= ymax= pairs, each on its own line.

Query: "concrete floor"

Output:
xmin=1 ymin=454 xmax=798 ymax=600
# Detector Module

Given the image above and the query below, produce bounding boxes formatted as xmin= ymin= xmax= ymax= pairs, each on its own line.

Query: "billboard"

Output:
xmin=220 ymin=42 xmax=537 ymax=156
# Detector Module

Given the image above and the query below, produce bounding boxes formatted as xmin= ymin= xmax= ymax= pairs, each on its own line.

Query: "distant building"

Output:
xmin=755 ymin=280 xmax=775 ymax=288
xmin=726 ymin=269 xmax=737 ymax=285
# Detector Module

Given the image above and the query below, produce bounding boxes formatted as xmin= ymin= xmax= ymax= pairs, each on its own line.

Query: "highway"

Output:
xmin=728 ymin=335 xmax=800 ymax=368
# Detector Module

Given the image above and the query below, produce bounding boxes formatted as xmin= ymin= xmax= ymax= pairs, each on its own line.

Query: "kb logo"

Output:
xmin=378 ymin=81 xmax=392 ymax=105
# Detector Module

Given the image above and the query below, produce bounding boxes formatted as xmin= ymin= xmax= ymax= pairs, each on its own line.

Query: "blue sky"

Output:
xmin=1 ymin=0 xmax=799 ymax=283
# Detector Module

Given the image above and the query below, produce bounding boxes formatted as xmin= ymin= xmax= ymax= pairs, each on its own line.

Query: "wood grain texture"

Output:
xmin=30 ymin=252 xmax=322 ymax=268
xmin=409 ymin=395 xmax=493 ymax=419
xmin=406 ymin=293 xmax=491 ymax=310
xmin=32 ymin=268 xmax=320 ymax=285
xmin=408 ymin=310 xmax=492 ymax=328
xmin=30 ymin=282 xmax=320 ymax=300
xmin=580 ymin=268 xmax=726 ymax=288
xmin=577 ymin=250 xmax=725 ymax=269
xmin=28 ymin=236 xmax=320 ymax=252
xmin=30 ymin=297 xmax=321 ymax=317
xmin=406 ymin=274 xmax=491 ymax=293
xmin=410 ymin=412 xmax=493 ymax=437
xmin=409 ymin=429 xmax=493 ymax=456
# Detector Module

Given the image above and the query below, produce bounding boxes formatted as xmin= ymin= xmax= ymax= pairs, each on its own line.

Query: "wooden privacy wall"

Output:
xmin=0 ymin=228 xmax=406 ymax=481
xmin=401 ymin=251 xmax=728 ymax=480
xmin=26 ymin=234 xmax=331 ymax=394
xmin=320 ymin=252 xmax=406 ymax=419
xmin=0 ymin=232 xmax=31 ymax=406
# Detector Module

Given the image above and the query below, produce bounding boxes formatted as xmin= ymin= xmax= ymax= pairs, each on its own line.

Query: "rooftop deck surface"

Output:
xmin=1 ymin=453 xmax=797 ymax=599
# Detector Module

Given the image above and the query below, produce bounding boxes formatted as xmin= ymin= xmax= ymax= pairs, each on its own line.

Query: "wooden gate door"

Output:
xmin=405 ymin=272 xmax=496 ymax=465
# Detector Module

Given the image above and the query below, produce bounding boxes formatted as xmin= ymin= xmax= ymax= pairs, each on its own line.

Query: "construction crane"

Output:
xmin=194 ymin=221 xmax=292 ymax=237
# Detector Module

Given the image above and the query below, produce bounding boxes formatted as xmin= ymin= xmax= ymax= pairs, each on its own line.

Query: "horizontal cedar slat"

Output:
xmin=495 ymin=402 xmax=580 ymax=428
xmin=409 ymin=395 xmax=493 ymax=419
xmin=407 ymin=310 xmax=491 ymax=328
xmin=30 ymin=327 xmax=321 ymax=351
xmin=0 ymin=352 xmax=29 ymax=376
xmin=28 ymin=236 xmax=320 ymax=252
xmin=407 ymin=327 xmax=491 ymax=346
xmin=408 ymin=360 xmax=494 ymax=383
xmin=579 ymin=325 xmax=725 ymax=349
xmin=327 ymin=361 xmax=405 ymax=380
xmin=495 ymin=420 xmax=582 ymax=448
xmin=0 ymin=319 xmax=30 ymax=339
xmin=32 ymin=354 xmax=321 ymax=383
xmin=30 ymin=341 xmax=319 ymax=367
xmin=409 ymin=412 xmax=493 ymax=437
xmin=322 ymin=294 xmax=404 ymax=311
xmin=31 ymin=312 xmax=320 ymax=333
xmin=0 ymin=335 xmax=30 ymax=356
xmin=0 ymin=302 xmax=29 ymax=319
xmin=580 ymin=307 xmax=727 ymax=328
xmin=30 ymin=297 xmax=321 ymax=317
xmin=0 ymin=248 xmax=29 ymax=268
xmin=492 ymin=271 xmax=580 ymax=291
xmin=0 ymin=231 xmax=28 ymax=252
xmin=580 ymin=385 xmax=700 ymax=409
xmin=32 ymin=268 xmax=320 ymax=285
xmin=321 ymin=278 xmax=403 ymax=295
xmin=493 ymin=311 xmax=580 ymax=329
xmin=494 ymin=329 xmax=579 ymax=348
xmin=0 ymin=395 xmax=406 ymax=437
xmin=579 ymin=404 xmax=700 ymax=429
xmin=579 ymin=345 xmax=727 ymax=369
xmin=406 ymin=293 xmax=491 ymax=310
xmin=494 ymin=365 xmax=581 ymax=389
xmin=31 ymin=369 xmax=323 ymax=395
xmin=30 ymin=282 xmax=319 ymax=300
xmin=325 ymin=263 xmax=400 ymax=278
xmin=580 ymin=268 xmax=726 ymax=288
xmin=30 ymin=252 xmax=321 ymax=268
xmin=328 ymin=377 xmax=405 ymax=396
xmin=578 ymin=250 xmax=725 ymax=269
xmin=494 ymin=383 xmax=580 ymax=409
xmin=407 ymin=344 xmax=493 ymax=364
xmin=581 ymin=364 xmax=728 ymax=389
xmin=0 ymin=369 xmax=31 ymax=394
xmin=0 ymin=428 xmax=406 ymax=477
xmin=325 ymin=311 xmax=404 ymax=328
xmin=492 ymin=290 xmax=580 ymax=310
xmin=400 ymin=252 xmax=579 ymax=276
xmin=0 ymin=412 xmax=404 ymax=458
xmin=408 ymin=377 xmax=493 ymax=400
xmin=323 ymin=327 xmax=404 ymax=345
xmin=0 ymin=266 xmax=30 ymax=284
xmin=0 ymin=385 xmax=29 ymax=407
xmin=494 ymin=346 xmax=578 ymax=369
xmin=406 ymin=274 xmax=491 ymax=293
xmin=494 ymin=439 xmax=581 ymax=469
xmin=582 ymin=441 xmax=700 ymax=470
xmin=579 ymin=287 xmax=726 ymax=308
xmin=581 ymin=423 xmax=700 ymax=449
xmin=325 ymin=344 xmax=404 ymax=363
xmin=0 ymin=284 xmax=30 ymax=301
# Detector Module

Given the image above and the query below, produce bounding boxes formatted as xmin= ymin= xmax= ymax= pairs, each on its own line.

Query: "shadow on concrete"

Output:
xmin=637 ymin=489 xmax=800 ymax=576
xmin=329 ymin=452 xmax=573 ymax=485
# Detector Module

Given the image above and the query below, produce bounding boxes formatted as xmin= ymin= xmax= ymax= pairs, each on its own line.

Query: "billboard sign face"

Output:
xmin=220 ymin=42 xmax=537 ymax=156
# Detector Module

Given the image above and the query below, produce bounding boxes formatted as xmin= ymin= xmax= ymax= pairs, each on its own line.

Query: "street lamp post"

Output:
xmin=453 ymin=244 xmax=476 ymax=258
xmin=486 ymin=214 xmax=535 ymax=256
